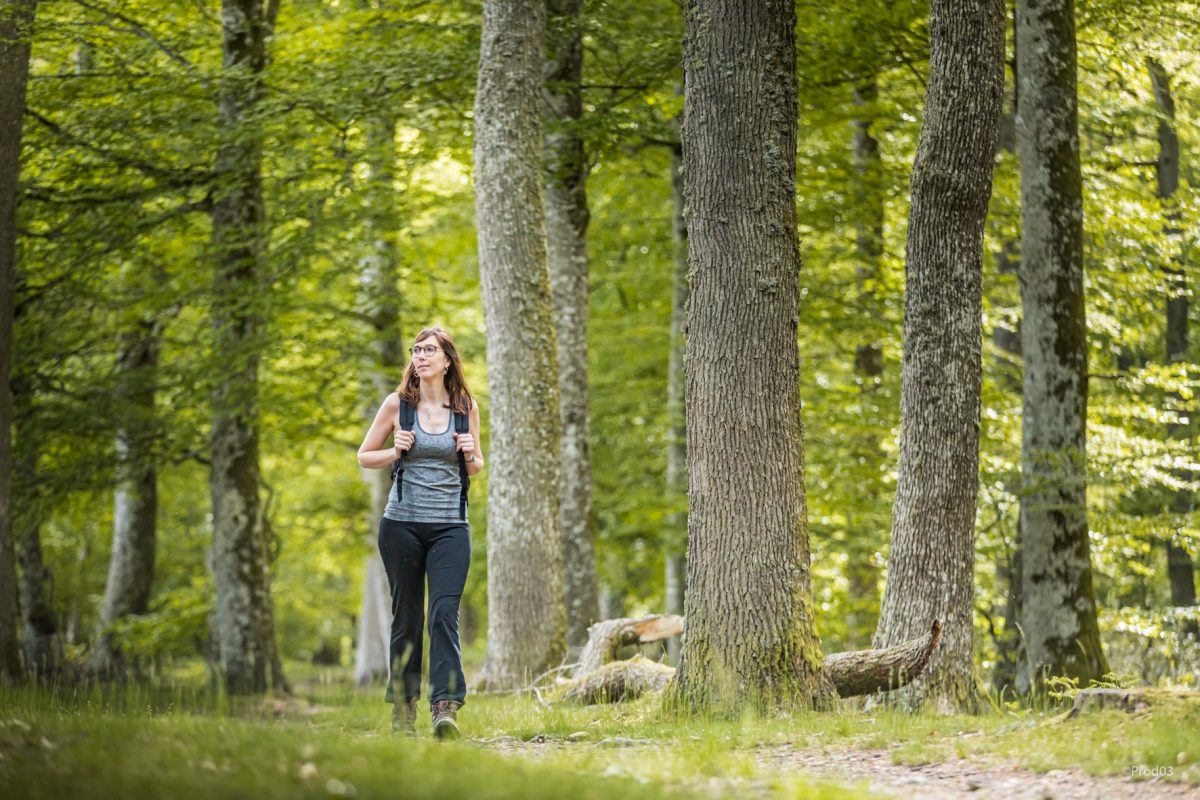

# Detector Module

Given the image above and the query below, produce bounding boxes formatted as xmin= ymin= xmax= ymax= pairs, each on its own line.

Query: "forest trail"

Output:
xmin=473 ymin=736 xmax=1200 ymax=799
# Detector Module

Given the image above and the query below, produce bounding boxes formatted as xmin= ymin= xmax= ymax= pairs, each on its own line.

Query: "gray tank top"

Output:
xmin=383 ymin=413 xmax=467 ymax=524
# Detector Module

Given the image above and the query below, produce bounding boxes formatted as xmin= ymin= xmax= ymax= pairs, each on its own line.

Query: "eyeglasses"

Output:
xmin=410 ymin=344 xmax=441 ymax=357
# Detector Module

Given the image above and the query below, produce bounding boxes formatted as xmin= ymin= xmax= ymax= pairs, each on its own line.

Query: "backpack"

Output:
xmin=390 ymin=398 xmax=471 ymax=520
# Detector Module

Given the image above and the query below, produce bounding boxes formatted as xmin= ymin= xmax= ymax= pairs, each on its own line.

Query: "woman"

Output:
xmin=357 ymin=326 xmax=484 ymax=739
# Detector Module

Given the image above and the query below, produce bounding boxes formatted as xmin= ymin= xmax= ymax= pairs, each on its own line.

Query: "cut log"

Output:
xmin=563 ymin=654 xmax=676 ymax=704
xmin=573 ymin=614 xmax=684 ymax=678
xmin=823 ymin=619 xmax=943 ymax=698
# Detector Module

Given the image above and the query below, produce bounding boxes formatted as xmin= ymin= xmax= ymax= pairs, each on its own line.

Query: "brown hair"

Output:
xmin=395 ymin=326 xmax=474 ymax=415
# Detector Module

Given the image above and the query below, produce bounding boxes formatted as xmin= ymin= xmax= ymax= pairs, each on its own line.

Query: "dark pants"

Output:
xmin=377 ymin=518 xmax=471 ymax=708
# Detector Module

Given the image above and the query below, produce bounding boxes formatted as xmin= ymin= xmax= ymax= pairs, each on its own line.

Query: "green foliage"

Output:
xmin=12 ymin=0 xmax=1200 ymax=688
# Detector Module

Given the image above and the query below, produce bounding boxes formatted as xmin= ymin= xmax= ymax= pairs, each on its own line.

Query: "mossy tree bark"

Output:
xmin=871 ymin=0 xmax=1004 ymax=714
xmin=544 ymin=0 xmax=598 ymax=654
xmin=208 ymin=0 xmax=285 ymax=695
xmin=1015 ymin=0 xmax=1107 ymax=693
xmin=668 ymin=0 xmax=835 ymax=714
xmin=475 ymin=0 xmax=566 ymax=689
xmin=0 ymin=0 xmax=37 ymax=683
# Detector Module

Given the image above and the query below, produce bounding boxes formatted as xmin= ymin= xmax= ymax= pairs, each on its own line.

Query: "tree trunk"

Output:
xmin=474 ymin=0 xmax=565 ymax=689
xmin=13 ymin=377 xmax=58 ymax=676
xmin=87 ymin=321 xmax=162 ymax=677
xmin=208 ymin=0 xmax=284 ymax=695
xmin=668 ymin=0 xmax=835 ymax=714
xmin=352 ymin=106 xmax=405 ymax=686
xmin=872 ymin=0 xmax=1004 ymax=714
xmin=664 ymin=109 xmax=687 ymax=665
xmin=544 ymin=0 xmax=598 ymax=654
xmin=1015 ymin=0 xmax=1107 ymax=693
xmin=0 ymin=0 xmax=37 ymax=683
xmin=846 ymin=76 xmax=884 ymax=648
xmin=1147 ymin=56 xmax=1198 ymax=639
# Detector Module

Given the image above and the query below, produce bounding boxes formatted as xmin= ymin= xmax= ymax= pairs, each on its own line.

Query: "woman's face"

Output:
xmin=412 ymin=336 xmax=449 ymax=379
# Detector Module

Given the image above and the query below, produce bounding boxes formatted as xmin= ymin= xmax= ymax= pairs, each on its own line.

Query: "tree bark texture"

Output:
xmin=475 ymin=0 xmax=566 ymax=689
xmin=544 ymin=0 xmax=598 ymax=653
xmin=353 ymin=107 xmax=405 ymax=686
xmin=1015 ymin=0 xmax=1107 ymax=692
xmin=1147 ymin=57 xmax=1197 ymax=636
xmin=208 ymin=0 xmax=283 ymax=695
xmin=0 ymin=0 xmax=37 ymax=683
xmin=88 ymin=322 xmax=162 ymax=676
xmin=871 ymin=0 xmax=1004 ymax=714
xmin=665 ymin=117 xmax=687 ymax=665
xmin=669 ymin=0 xmax=835 ymax=714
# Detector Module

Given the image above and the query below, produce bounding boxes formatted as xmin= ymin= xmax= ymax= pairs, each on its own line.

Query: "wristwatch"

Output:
xmin=466 ymin=454 xmax=477 ymax=464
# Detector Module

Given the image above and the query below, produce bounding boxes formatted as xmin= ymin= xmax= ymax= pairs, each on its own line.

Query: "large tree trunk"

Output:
xmin=474 ymin=0 xmax=565 ymax=689
xmin=1147 ymin=57 xmax=1198 ymax=640
xmin=544 ymin=0 xmax=598 ymax=654
xmin=872 ymin=0 xmax=1004 ymax=714
xmin=664 ymin=113 xmax=687 ymax=666
xmin=1015 ymin=0 xmax=1107 ymax=693
xmin=353 ymin=107 xmax=405 ymax=686
xmin=87 ymin=322 xmax=162 ymax=677
xmin=845 ymin=76 xmax=885 ymax=648
xmin=668 ymin=0 xmax=835 ymax=714
xmin=0 ymin=0 xmax=38 ymax=683
xmin=208 ymin=0 xmax=284 ymax=695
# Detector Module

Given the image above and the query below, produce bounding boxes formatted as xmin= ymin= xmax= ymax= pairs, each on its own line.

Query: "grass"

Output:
xmin=2 ymin=662 xmax=1199 ymax=798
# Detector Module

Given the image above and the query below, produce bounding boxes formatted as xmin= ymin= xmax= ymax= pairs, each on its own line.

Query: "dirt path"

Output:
xmin=752 ymin=744 xmax=1200 ymax=800
xmin=472 ymin=736 xmax=1200 ymax=799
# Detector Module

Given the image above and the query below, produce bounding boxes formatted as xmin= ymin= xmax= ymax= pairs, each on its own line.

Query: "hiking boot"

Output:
xmin=391 ymin=699 xmax=418 ymax=736
xmin=431 ymin=700 xmax=461 ymax=740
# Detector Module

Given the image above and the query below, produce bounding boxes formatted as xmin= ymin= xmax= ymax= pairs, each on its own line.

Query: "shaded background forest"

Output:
xmin=11 ymin=0 xmax=1200 ymax=690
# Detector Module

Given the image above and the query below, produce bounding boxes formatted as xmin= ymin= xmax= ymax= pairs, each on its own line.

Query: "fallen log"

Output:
xmin=823 ymin=619 xmax=943 ymax=698
xmin=573 ymin=614 xmax=685 ymax=678
xmin=563 ymin=654 xmax=676 ymax=704
xmin=562 ymin=618 xmax=942 ymax=704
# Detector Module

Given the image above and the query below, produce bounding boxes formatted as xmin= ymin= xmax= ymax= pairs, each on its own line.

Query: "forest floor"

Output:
xmin=2 ymin=662 xmax=1199 ymax=799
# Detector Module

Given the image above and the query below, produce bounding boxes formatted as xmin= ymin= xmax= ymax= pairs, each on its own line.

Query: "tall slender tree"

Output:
xmin=1015 ymin=0 xmax=1107 ymax=692
xmin=475 ymin=0 xmax=566 ymax=689
xmin=352 ymin=106 xmax=405 ymax=686
xmin=208 ymin=0 xmax=284 ymax=694
xmin=669 ymin=0 xmax=834 ymax=713
xmin=871 ymin=0 xmax=1004 ymax=713
xmin=0 ymin=0 xmax=38 ymax=683
xmin=87 ymin=319 xmax=162 ymax=676
xmin=845 ymin=75 xmax=885 ymax=647
xmin=544 ymin=0 xmax=598 ymax=653
xmin=1147 ymin=56 xmax=1198 ymax=639
xmin=664 ymin=116 xmax=687 ymax=665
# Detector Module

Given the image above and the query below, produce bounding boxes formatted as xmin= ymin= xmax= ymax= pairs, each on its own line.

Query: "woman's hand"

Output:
xmin=394 ymin=429 xmax=415 ymax=456
xmin=454 ymin=432 xmax=475 ymax=460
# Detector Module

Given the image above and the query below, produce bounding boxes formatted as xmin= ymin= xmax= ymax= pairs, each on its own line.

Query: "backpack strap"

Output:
xmin=454 ymin=403 xmax=471 ymax=521
xmin=391 ymin=398 xmax=416 ymax=498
